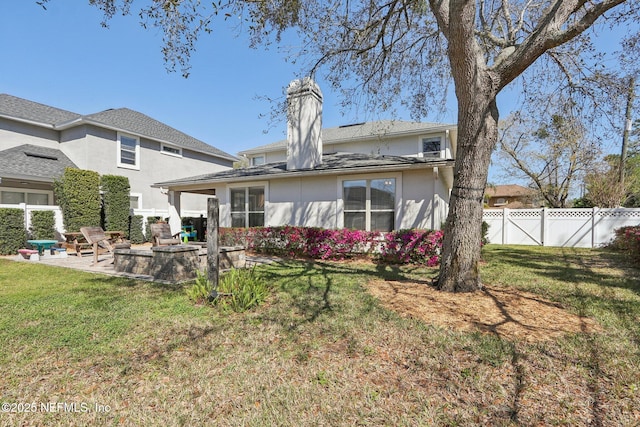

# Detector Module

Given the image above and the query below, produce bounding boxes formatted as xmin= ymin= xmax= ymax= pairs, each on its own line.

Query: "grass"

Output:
xmin=0 ymin=245 xmax=638 ymax=426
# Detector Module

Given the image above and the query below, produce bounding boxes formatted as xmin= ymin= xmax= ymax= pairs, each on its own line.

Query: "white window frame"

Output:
xmin=0 ymin=187 xmax=54 ymax=206
xmin=251 ymin=154 xmax=266 ymax=166
xmin=337 ymin=172 xmax=402 ymax=231
xmin=129 ymin=192 xmax=143 ymax=210
xmin=161 ymin=143 xmax=182 ymax=158
xmin=227 ymin=181 xmax=269 ymax=228
xmin=117 ymin=132 xmax=140 ymax=170
xmin=419 ymin=136 xmax=442 ymax=158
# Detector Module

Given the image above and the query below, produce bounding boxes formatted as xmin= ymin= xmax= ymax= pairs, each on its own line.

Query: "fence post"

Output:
xmin=542 ymin=207 xmax=547 ymax=246
xmin=591 ymin=207 xmax=597 ymax=248
xmin=20 ymin=203 xmax=27 ymax=232
xmin=502 ymin=208 xmax=509 ymax=245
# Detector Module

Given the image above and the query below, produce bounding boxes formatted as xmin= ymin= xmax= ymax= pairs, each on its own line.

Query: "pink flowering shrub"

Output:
xmin=377 ymin=229 xmax=444 ymax=266
xmin=220 ymin=226 xmax=444 ymax=265
xmin=609 ymin=226 xmax=640 ymax=262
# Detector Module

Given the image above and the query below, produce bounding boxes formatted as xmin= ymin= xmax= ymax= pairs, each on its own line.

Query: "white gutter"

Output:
xmin=153 ymin=159 xmax=455 ymax=190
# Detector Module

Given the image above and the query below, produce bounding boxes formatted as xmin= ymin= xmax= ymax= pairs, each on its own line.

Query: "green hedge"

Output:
xmin=29 ymin=210 xmax=56 ymax=240
xmin=101 ymin=175 xmax=131 ymax=236
xmin=129 ymin=215 xmax=145 ymax=244
xmin=54 ymin=168 xmax=101 ymax=232
xmin=0 ymin=208 xmax=28 ymax=255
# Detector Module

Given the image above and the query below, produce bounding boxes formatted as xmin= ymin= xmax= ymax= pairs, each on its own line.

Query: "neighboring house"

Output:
xmin=0 ymin=94 xmax=236 ymax=212
xmin=155 ymin=78 xmax=457 ymax=234
xmin=484 ymin=184 xmax=539 ymax=208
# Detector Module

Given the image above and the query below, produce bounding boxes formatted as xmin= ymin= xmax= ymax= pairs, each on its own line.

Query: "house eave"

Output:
xmin=0 ymin=172 xmax=56 ymax=184
xmin=0 ymin=113 xmax=56 ymax=129
xmin=154 ymin=159 xmax=454 ymax=191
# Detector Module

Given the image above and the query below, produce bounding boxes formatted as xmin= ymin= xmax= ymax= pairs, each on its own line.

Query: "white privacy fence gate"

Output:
xmin=483 ymin=208 xmax=640 ymax=248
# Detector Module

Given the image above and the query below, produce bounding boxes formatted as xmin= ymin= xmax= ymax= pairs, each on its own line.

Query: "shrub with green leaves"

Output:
xmin=186 ymin=270 xmax=213 ymax=304
xmin=101 ymin=175 xmax=131 ymax=235
xmin=216 ymin=268 xmax=269 ymax=312
xmin=29 ymin=210 xmax=56 ymax=240
xmin=128 ymin=215 xmax=145 ymax=244
xmin=54 ymin=168 xmax=101 ymax=232
xmin=0 ymin=208 xmax=27 ymax=255
xmin=187 ymin=268 xmax=269 ymax=312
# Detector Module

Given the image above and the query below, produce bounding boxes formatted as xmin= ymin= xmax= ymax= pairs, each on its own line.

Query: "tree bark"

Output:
xmin=436 ymin=0 xmax=499 ymax=292
xmin=437 ymin=96 xmax=498 ymax=292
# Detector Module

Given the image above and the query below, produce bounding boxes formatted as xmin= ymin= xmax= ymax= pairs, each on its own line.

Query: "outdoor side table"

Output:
xmin=27 ymin=240 xmax=59 ymax=255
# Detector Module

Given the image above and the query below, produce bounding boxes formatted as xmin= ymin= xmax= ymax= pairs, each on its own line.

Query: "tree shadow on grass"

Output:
xmin=483 ymin=246 xmax=640 ymax=295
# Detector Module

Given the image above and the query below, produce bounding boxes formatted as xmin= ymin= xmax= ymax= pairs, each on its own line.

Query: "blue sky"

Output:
xmin=1 ymin=1 xmax=459 ymax=156
xmin=1 ymin=2 xmax=633 ymax=178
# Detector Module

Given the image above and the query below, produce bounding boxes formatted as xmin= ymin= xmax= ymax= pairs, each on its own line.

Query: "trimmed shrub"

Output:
xmin=128 ymin=215 xmax=145 ymax=244
xmin=101 ymin=175 xmax=131 ymax=236
xmin=54 ymin=168 xmax=101 ymax=232
xmin=29 ymin=210 xmax=56 ymax=240
xmin=609 ymin=226 xmax=640 ymax=262
xmin=0 ymin=208 xmax=28 ymax=255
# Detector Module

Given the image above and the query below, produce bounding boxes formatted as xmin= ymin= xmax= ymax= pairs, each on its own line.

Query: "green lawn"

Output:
xmin=0 ymin=246 xmax=638 ymax=426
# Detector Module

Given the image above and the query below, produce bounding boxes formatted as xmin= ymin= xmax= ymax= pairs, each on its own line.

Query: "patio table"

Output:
xmin=27 ymin=240 xmax=59 ymax=255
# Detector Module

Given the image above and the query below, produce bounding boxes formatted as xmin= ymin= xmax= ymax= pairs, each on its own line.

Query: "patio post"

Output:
xmin=206 ymin=197 xmax=219 ymax=289
xmin=168 ymin=190 xmax=182 ymax=237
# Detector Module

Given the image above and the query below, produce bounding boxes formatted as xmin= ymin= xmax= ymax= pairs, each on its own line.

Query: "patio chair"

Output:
xmin=80 ymin=226 xmax=131 ymax=266
xmin=150 ymin=223 xmax=182 ymax=246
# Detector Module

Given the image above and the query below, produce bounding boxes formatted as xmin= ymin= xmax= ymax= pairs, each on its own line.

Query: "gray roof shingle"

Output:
xmin=155 ymin=152 xmax=453 ymax=187
xmin=0 ymin=144 xmax=78 ymax=182
xmin=0 ymin=94 xmax=81 ymax=125
xmin=83 ymin=108 xmax=236 ymax=160
xmin=0 ymin=94 xmax=236 ymax=161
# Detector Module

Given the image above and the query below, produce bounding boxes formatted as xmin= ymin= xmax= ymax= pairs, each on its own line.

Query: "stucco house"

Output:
xmin=0 ymin=94 xmax=236 ymax=212
xmin=155 ymin=78 xmax=457 ymax=234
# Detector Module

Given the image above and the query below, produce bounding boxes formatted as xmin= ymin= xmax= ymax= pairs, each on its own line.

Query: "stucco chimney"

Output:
xmin=286 ymin=77 xmax=323 ymax=171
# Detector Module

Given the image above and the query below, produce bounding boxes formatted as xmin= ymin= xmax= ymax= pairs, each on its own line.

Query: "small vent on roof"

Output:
xmin=25 ymin=152 xmax=58 ymax=161
xmin=339 ymin=122 xmax=365 ymax=128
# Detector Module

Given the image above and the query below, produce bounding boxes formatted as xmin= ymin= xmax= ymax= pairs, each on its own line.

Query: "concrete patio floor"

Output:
xmin=3 ymin=244 xmax=278 ymax=284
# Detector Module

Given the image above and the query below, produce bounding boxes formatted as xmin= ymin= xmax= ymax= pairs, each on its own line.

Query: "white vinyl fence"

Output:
xmin=0 ymin=203 xmax=65 ymax=235
xmin=2 ymin=204 xmax=206 ymax=236
xmin=483 ymin=208 xmax=640 ymax=248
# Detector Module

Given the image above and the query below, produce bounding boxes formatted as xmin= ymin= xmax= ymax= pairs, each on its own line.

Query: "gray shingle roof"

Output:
xmin=155 ymin=152 xmax=453 ymax=187
xmin=240 ymin=120 xmax=455 ymax=154
xmin=0 ymin=144 xmax=78 ymax=182
xmin=0 ymin=94 xmax=236 ymax=161
xmin=0 ymin=94 xmax=81 ymax=125
xmin=83 ymin=108 xmax=236 ymax=161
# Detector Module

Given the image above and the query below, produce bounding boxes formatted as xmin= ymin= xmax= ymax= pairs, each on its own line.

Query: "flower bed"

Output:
xmin=220 ymin=226 xmax=444 ymax=265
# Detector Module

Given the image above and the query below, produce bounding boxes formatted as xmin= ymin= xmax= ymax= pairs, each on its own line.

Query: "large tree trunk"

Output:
xmin=433 ymin=0 xmax=501 ymax=292
xmin=437 ymin=95 xmax=498 ymax=292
